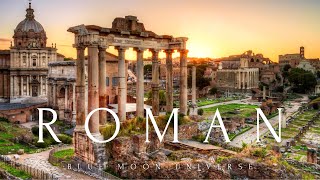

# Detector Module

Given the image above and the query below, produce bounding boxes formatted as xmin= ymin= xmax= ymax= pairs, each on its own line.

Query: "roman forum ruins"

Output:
xmin=67 ymin=16 xmax=189 ymax=165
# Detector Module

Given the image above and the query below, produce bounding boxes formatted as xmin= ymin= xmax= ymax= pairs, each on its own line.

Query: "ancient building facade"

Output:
xmin=216 ymin=58 xmax=259 ymax=91
xmin=0 ymin=50 xmax=10 ymax=102
xmin=0 ymin=3 xmax=57 ymax=103
xmin=279 ymin=46 xmax=304 ymax=68
xmin=48 ymin=61 xmax=78 ymax=123
xmin=47 ymin=52 xmax=128 ymax=122
xmin=68 ymin=15 xmax=189 ymax=166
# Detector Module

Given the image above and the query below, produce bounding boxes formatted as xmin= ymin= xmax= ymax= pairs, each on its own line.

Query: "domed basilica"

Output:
xmin=0 ymin=2 xmax=57 ymax=103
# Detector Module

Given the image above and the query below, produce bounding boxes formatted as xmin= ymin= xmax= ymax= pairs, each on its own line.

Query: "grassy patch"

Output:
xmin=197 ymin=97 xmax=240 ymax=107
xmin=0 ymin=122 xmax=37 ymax=155
xmin=203 ymin=103 xmax=258 ymax=118
xmin=52 ymin=149 xmax=74 ymax=161
xmin=0 ymin=162 xmax=32 ymax=179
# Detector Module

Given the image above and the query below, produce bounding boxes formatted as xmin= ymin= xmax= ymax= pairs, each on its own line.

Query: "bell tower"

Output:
xmin=300 ymin=46 xmax=305 ymax=59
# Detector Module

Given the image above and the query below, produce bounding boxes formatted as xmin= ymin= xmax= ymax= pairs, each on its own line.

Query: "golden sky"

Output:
xmin=1 ymin=0 xmax=320 ymax=62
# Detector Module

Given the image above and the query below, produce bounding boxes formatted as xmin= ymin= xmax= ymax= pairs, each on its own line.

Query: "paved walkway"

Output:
xmin=12 ymin=148 xmax=96 ymax=180
xmin=229 ymin=95 xmax=308 ymax=148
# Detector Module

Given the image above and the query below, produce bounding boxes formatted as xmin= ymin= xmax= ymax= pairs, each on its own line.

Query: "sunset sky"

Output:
xmin=0 ymin=0 xmax=320 ymax=61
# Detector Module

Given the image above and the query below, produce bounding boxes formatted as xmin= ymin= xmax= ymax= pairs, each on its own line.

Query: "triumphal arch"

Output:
xmin=68 ymin=16 xmax=188 ymax=165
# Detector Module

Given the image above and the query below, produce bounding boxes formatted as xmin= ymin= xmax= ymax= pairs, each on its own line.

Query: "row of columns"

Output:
xmin=237 ymin=70 xmax=259 ymax=89
xmin=9 ymin=75 xmax=47 ymax=97
xmin=74 ymin=45 xmax=189 ymax=136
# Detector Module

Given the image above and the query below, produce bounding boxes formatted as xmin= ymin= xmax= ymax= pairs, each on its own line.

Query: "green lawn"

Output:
xmin=197 ymin=97 xmax=240 ymax=107
xmin=0 ymin=162 xmax=32 ymax=180
xmin=53 ymin=149 xmax=74 ymax=161
xmin=203 ymin=103 xmax=258 ymax=118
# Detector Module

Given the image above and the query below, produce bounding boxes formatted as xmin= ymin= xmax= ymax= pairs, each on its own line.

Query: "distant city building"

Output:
xmin=47 ymin=52 xmax=128 ymax=122
xmin=0 ymin=3 xmax=57 ymax=103
xmin=216 ymin=58 xmax=259 ymax=92
xmin=279 ymin=46 xmax=320 ymax=70
xmin=297 ymin=60 xmax=317 ymax=74
xmin=279 ymin=46 xmax=305 ymax=68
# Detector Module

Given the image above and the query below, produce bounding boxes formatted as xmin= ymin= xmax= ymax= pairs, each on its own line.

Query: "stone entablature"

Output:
xmin=69 ymin=16 xmax=189 ymax=167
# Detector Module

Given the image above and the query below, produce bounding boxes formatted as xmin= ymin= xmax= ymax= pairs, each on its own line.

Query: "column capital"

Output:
xmin=75 ymin=45 xmax=86 ymax=50
xmin=98 ymin=46 xmax=107 ymax=51
xmin=115 ymin=46 xmax=128 ymax=52
xmin=150 ymin=49 xmax=161 ymax=54
xmin=133 ymin=47 xmax=145 ymax=52
xmin=164 ymin=49 xmax=174 ymax=54
xmin=179 ymin=49 xmax=189 ymax=54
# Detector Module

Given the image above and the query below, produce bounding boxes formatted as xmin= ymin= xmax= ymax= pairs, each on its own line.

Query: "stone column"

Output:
xmin=65 ymin=85 xmax=68 ymax=110
xmin=14 ymin=76 xmax=18 ymax=97
xmin=20 ymin=76 xmax=23 ymax=96
xmin=116 ymin=47 xmax=127 ymax=121
xmin=135 ymin=48 xmax=145 ymax=118
xmin=27 ymin=76 xmax=29 ymax=96
xmin=247 ymin=72 xmax=250 ymax=89
xmin=72 ymin=83 xmax=76 ymax=124
xmin=151 ymin=49 xmax=160 ymax=116
xmin=165 ymin=49 xmax=174 ymax=112
xmin=88 ymin=45 xmax=100 ymax=135
xmin=53 ymin=83 xmax=57 ymax=108
xmin=45 ymin=78 xmax=47 ymax=95
xmin=98 ymin=47 xmax=107 ymax=125
xmin=40 ymin=76 xmax=43 ymax=96
xmin=10 ymin=76 xmax=13 ymax=98
xmin=179 ymin=49 xmax=188 ymax=115
xmin=75 ymin=46 xmax=86 ymax=129
xmin=192 ymin=66 xmax=196 ymax=105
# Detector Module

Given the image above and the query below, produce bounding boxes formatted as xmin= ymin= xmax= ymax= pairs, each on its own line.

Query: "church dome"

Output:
xmin=13 ymin=3 xmax=47 ymax=48
xmin=15 ymin=18 xmax=44 ymax=33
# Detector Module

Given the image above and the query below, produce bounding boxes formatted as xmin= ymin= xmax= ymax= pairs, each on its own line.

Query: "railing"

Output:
xmin=0 ymin=155 xmax=57 ymax=179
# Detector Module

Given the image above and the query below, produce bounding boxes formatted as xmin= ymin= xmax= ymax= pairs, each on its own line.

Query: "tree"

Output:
xmin=209 ymin=87 xmax=218 ymax=95
xmin=197 ymin=109 xmax=204 ymax=116
xmin=288 ymin=68 xmax=317 ymax=93
xmin=144 ymin=64 xmax=152 ymax=75
xmin=146 ymin=90 xmax=166 ymax=106
xmin=283 ymin=64 xmax=291 ymax=72
xmin=187 ymin=64 xmax=211 ymax=90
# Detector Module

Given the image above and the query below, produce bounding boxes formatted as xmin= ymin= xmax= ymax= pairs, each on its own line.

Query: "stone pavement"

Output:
xmin=15 ymin=148 xmax=96 ymax=179
xmin=229 ymin=95 xmax=307 ymax=148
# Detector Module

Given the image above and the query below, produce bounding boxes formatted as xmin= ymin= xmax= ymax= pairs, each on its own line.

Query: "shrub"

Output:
xmin=34 ymin=138 xmax=51 ymax=148
xmin=198 ymin=109 xmax=204 ymax=116
xmin=31 ymin=126 xmax=50 ymax=137
xmin=0 ymin=117 xmax=9 ymax=123
xmin=57 ymin=134 xmax=72 ymax=144
xmin=192 ymin=134 xmax=206 ymax=142
xmin=252 ymin=148 xmax=267 ymax=158
xmin=241 ymin=141 xmax=248 ymax=149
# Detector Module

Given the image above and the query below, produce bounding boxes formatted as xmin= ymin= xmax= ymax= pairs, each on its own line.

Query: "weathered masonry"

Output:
xmin=68 ymin=16 xmax=189 ymax=166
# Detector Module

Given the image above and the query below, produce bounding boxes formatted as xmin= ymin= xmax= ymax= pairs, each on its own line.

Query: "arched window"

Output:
xmin=33 ymin=59 xmax=36 ymax=66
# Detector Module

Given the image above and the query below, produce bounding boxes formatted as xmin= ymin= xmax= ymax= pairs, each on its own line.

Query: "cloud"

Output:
xmin=0 ymin=38 xmax=11 ymax=42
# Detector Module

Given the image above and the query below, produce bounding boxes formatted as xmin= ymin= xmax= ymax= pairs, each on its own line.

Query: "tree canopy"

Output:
xmin=187 ymin=64 xmax=211 ymax=90
xmin=288 ymin=68 xmax=317 ymax=93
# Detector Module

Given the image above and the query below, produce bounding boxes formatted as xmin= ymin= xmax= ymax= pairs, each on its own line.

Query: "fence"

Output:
xmin=0 ymin=155 xmax=57 ymax=179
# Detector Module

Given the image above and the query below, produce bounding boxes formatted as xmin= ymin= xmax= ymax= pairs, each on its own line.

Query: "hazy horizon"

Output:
xmin=1 ymin=0 xmax=320 ymax=61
